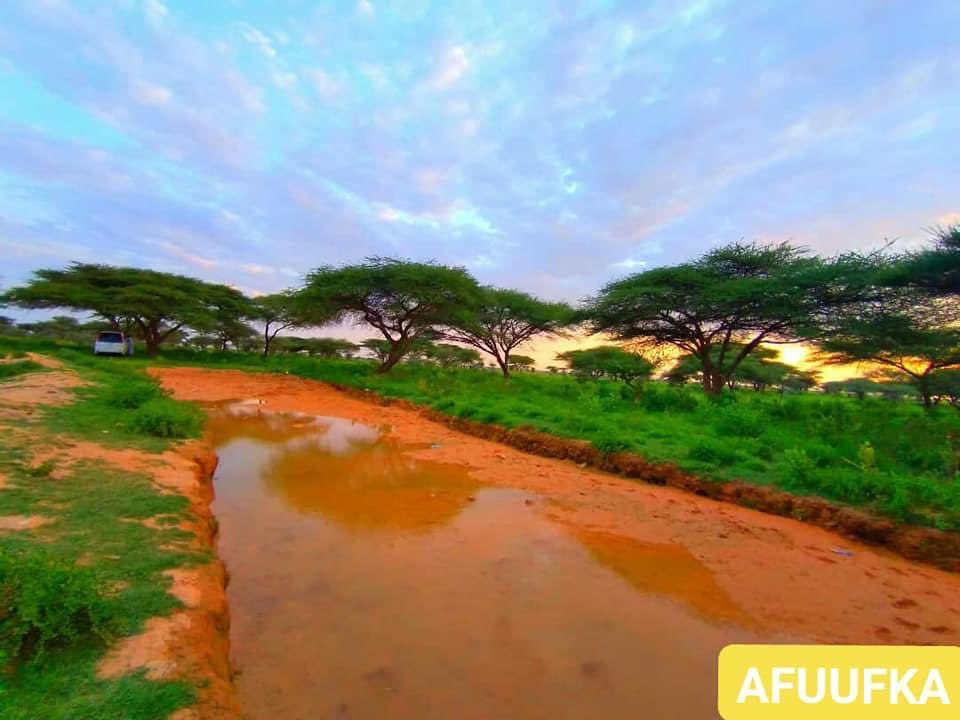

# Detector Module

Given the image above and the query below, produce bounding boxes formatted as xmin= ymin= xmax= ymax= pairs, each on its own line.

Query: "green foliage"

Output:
xmin=443 ymin=287 xmax=572 ymax=375
xmin=0 ymin=545 xmax=114 ymax=668
xmin=101 ymin=380 xmax=164 ymax=410
xmin=301 ymin=257 xmax=481 ymax=371
xmin=687 ymin=440 xmax=739 ymax=465
xmin=778 ymin=448 xmax=816 ymax=486
xmin=418 ymin=342 xmax=483 ymax=368
xmin=508 ymin=354 xmax=536 ymax=370
xmin=1 ymin=264 xmax=250 ymax=355
xmin=0 ymin=361 xmax=44 ymax=382
xmin=585 ymin=242 xmax=855 ymax=393
xmin=129 ymin=399 xmax=203 ymax=439
xmin=559 ymin=346 xmax=654 ymax=386
xmin=637 ymin=383 xmax=700 ymax=412
xmin=40 ymin=366 xmax=200 ymax=449
xmin=0 ymin=353 xmax=202 ymax=717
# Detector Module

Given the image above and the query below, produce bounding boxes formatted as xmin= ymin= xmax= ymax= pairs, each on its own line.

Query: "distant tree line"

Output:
xmin=2 ymin=224 xmax=959 ymax=405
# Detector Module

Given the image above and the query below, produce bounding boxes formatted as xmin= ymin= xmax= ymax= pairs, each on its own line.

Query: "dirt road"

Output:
xmin=155 ymin=367 xmax=960 ymax=645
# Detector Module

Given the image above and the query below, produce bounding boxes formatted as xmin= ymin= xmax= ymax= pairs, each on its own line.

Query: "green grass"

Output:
xmin=147 ymin=345 xmax=960 ymax=532
xmin=0 ymin=360 xmax=45 ymax=382
xmin=0 ymin=347 xmax=205 ymax=718
xmin=40 ymin=360 xmax=203 ymax=453
xmin=3 ymin=336 xmax=959 ymax=531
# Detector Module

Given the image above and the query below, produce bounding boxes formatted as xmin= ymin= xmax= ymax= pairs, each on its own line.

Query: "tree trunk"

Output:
xmin=144 ymin=334 xmax=161 ymax=357
xmin=702 ymin=370 xmax=724 ymax=396
xmin=497 ymin=351 xmax=511 ymax=378
xmin=377 ymin=343 xmax=407 ymax=373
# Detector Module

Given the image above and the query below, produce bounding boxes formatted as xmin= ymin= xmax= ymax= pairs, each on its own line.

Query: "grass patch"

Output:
xmin=0 ymin=345 xmax=205 ymax=717
xmin=0 ymin=360 xmax=45 ymax=382
xmin=43 ymin=364 xmax=202 ymax=452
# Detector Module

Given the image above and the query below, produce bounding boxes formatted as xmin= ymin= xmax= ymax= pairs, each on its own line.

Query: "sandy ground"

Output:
xmin=0 ymin=362 xmax=239 ymax=719
xmin=154 ymin=367 xmax=960 ymax=646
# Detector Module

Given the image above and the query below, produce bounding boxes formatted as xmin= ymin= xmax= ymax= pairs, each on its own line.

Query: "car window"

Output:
xmin=97 ymin=332 xmax=124 ymax=343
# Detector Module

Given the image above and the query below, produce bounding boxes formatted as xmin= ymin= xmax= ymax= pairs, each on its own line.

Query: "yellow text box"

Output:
xmin=719 ymin=644 xmax=959 ymax=719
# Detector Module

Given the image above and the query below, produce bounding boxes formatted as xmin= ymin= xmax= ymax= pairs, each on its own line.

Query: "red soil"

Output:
xmin=154 ymin=367 xmax=960 ymax=646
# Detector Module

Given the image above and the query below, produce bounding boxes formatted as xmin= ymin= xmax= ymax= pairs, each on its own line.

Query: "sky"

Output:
xmin=1 ymin=0 xmax=958 ymax=303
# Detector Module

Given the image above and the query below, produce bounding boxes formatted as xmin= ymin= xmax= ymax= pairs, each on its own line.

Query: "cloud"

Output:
xmin=427 ymin=45 xmax=470 ymax=91
xmin=357 ymin=0 xmax=375 ymax=17
xmin=238 ymin=23 xmax=277 ymax=58
xmin=610 ymin=257 xmax=648 ymax=271
xmin=133 ymin=80 xmax=173 ymax=106
xmin=304 ymin=68 xmax=341 ymax=100
xmin=0 ymin=0 xmax=957 ymax=306
xmin=143 ymin=0 xmax=168 ymax=30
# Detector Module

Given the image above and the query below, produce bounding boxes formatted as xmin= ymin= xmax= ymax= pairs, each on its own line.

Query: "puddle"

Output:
xmin=209 ymin=404 xmax=758 ymax=719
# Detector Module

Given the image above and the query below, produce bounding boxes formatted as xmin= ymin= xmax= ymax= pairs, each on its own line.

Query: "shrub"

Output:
xmin=713 ymin=406 xmax=765 ymax=438
xmin=687 ymin=440 xmax=739 ymax=465
xmin=129 ymin=399 xmax=203 ymax=438
xmin=103 ymin=380 xmax=164 ymax=410
xmin=593 ymin=434 xmax=629 ymax=454
xmin=638 ymin=383 xmax=699 ymax=412
xmin=0 ymin=545 xmax=114 ymax=668
xmin=778 ymin=448 xmax=815 ymax=487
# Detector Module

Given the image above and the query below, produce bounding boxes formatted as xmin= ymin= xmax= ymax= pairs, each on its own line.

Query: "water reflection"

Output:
xmin=208 ymin=405 xmax=478 ymax=532
xmin=209 ymin=404 xmax=758 ymax=720
xmin=574 ymin=528 xmax=752 ymax=626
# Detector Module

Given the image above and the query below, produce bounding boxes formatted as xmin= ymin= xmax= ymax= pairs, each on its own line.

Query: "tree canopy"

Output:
xmin=817 ymin=314 xmax=960 ymax=406
xmin=1 ymin=264 xmax=248 ymax=355
xmin=443 ymin=288 xmax=572 ymax=377
xmin=418 ymin=342 xmax=483 ymax=368
xmin=252 ymin=291 xmax=316 ymax=357
xmin=558 ymin=346 xmax=655 ymax=386
xmin=301 ymin=258 xmax=480 ymax=372
xmin=583 ymin=242 xmax=849 ymax=394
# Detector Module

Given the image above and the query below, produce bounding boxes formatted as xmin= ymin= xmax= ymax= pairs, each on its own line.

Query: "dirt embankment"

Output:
xmin=0 ymin=361 xmax=240 ymax=719
xmin=154 ymin=367 xmax=960 ymax=647
xmin=95 ymin=443 xmax=240 ymax=720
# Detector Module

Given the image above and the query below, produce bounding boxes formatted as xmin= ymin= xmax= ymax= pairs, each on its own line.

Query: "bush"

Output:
xmin=0 ymin=545 xmax=114 ymax=668
xmin=713 ymin=406 xmax=765 ymax=438
xmin=129 ymin=399 xmax=203 ymax=438
xmin=778 ymin=448 xmax=816 ymax=487
xmin=103 ymin=380 xmax=164 ymax=410
xmin=687 ymin=440 xmax=739 ymax=465
xmin=593 ymin=433 xmax=629 ymax=454
xmin=638 ymin=383 xmax=699 ymax=412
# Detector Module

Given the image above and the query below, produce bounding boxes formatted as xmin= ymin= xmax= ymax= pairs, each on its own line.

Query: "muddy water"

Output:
xmin=208 ymin=404 xmax=760 ymax=720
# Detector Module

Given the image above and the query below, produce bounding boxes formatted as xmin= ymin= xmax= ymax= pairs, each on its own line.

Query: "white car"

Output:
xmin=93 ymin=331 xmax=129 ymax=356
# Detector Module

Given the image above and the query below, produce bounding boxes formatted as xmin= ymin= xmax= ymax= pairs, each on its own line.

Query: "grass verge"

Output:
xmin=0 ymin=349 xmax=206 ymax=718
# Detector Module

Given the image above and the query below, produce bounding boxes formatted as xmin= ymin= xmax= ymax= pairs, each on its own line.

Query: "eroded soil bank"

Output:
xmin=154 ymin=368 xmax=960 ymax=651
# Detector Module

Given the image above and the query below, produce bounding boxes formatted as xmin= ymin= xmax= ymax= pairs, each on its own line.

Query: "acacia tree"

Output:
xmin=253 ymin=292 xmax=313 ymax=357
xmin=509 ymin=355 xmax=536 ymax=372
xmin=442 ymin=288 xmax=572 ymax=378
xmin=359 ymin=338 xmax=391 ymax=364
xmin=0 ymin=264 xmax=248 ymax=356
xmin=584 ymin=243 xmax=854 ymax=395
xmin=419 ymin=343 xmax=483 ymax=368
xmin=665 ymin=345 xmax=798 ymax=391
xmin=301 ymin=258 xmax=481 ymax=373
xmin=557 ymin=346 xmax=655 ymax=386
xmin=812 ymin=231 xmax=960 ymax=408
xmin=272 ymin=336 xmax=356 ymax=357
xmin=817 ymin=314 xmax=960 ymax=408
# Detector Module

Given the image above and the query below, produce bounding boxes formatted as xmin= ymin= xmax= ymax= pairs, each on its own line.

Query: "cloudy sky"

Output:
xmin=1 ymin=0 xmax=958 ymax=303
